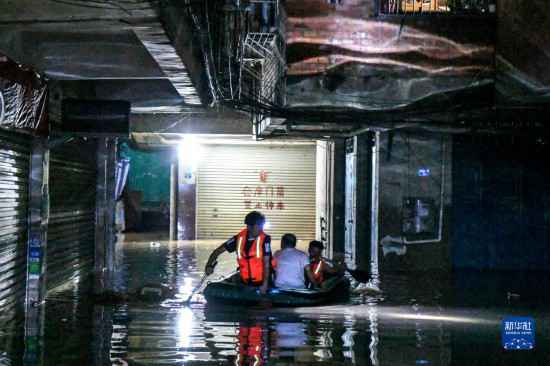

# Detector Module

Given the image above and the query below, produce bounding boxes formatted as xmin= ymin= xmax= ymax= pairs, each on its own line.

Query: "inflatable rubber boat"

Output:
xmin=203 ymin=276 xmax=350 ymax=307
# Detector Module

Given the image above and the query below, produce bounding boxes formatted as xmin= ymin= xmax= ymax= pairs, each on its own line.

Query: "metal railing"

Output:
xmin=379 ymin=0 xmax=495 ymax=14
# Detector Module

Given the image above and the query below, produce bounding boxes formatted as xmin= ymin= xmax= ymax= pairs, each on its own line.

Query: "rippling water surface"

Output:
xmin=1 ymin=233 xmax=549 ymax=365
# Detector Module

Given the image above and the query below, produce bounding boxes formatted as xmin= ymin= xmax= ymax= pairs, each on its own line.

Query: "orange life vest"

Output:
xmin=236 ymin=229 xmax=267 ymax=285
xmin=311 ymin=259 xmax=324 ymax=284
xmin=237 ymin=325 xmax=263 ymax=366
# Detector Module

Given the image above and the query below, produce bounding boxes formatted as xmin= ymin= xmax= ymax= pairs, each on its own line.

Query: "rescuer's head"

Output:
xmin=308 ymin=240 xmax=324 ymax=259
xmin=245 ymin=211 xmax=266 ymax=237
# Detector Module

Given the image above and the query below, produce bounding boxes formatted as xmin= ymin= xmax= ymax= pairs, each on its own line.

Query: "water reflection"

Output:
xmin=368 ymin=302 xmax=379 ymax=366
xmin=236 ymin=322 xmax=266 ymax=366
xmin=2 ymin=234 xmax=550 ymax=365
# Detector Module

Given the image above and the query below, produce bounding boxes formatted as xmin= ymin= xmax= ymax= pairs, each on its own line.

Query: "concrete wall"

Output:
xmin=497 ymin=0 xmax=550 ymax=104
xmin=284 ymin=1 xmax=494 ymax=111
xmin=452 ymin=135 xmax=550 ymax=271
xmin=377 ymin=132 xmax=453 ymax=272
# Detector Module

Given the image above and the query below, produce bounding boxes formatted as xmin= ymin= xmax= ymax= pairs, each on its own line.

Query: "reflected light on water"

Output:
xmin=176 ymin=308 xmax=194 ymax=348
xmin=368 ymin=303 xmax=379 ymax=366
xmin=342 ymin=316 xmax=356 ymax=362
xmin=384 ymin=311 xmax=494 ymax=324
xmin=291 ymin=304 xmax=498 ymax=326
xmin=22 ymin=235 xmax=549 ymax=366
xmin=179 ymin=277 xmax=194 ymax=295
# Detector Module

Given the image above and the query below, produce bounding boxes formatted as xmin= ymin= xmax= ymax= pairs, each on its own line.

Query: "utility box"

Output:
xmin=402 ymin=197 xmax=436 ymax=239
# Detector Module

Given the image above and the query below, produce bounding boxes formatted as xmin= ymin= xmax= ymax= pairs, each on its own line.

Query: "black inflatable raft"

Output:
xmin=203 ymin=276 xmax=350 ymax=307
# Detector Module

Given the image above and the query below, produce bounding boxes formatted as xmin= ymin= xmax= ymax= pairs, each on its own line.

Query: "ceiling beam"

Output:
xmin=160 ymin=0 xmax=214 ymax=106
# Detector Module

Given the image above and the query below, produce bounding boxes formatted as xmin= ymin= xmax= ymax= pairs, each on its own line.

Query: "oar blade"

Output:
xmin=347 ymin=269 xmax=371 ymax=283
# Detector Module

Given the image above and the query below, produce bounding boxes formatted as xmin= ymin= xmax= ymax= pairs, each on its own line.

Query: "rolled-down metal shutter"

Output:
xmin=47 ymin=141 xmax=96 ymax=291
xmin=197 ymin=144 xmax=316 ymax=241
xmin=0 ymin=130 xmax=30 ymax=323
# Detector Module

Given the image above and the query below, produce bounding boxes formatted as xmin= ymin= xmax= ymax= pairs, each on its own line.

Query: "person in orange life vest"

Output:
xmin=236 ymin=323 xmax=267 ymax=366
xmin=205 ymin=211 xmax=272 ymax=294
xmin=307 ymin=240 xmax=346 ymax=288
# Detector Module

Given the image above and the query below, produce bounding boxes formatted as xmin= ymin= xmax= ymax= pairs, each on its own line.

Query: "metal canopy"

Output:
xmin=0 ymin=24 xmax=164 ymax=80
xmin=0 ymin=0 xmax=205 ymax=131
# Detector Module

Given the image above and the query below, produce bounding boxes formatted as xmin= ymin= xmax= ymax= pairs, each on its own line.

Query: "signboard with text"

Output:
xmin=242 ymin=170 xmax=286 ymax=211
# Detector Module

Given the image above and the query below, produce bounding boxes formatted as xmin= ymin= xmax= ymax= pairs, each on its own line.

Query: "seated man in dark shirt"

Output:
xmin=205 ymin=211 xmax=272 ymax=294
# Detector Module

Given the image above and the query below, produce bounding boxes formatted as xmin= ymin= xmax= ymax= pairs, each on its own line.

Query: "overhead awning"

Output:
xmin=0 ymin=0 xmax=239 ymax=137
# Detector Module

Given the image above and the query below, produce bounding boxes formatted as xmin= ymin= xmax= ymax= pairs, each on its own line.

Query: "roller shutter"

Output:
xmin=0 ymin=130 xmax=31 ymax=323
xmin=196 ymin=144 xmax=316 ymax=241
xmin=47 ymin=141 xmax=96 ymax=291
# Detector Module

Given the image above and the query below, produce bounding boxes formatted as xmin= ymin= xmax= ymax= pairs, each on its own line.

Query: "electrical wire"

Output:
xmin=187 ymin=0 xmax=220 ymax=103
xmin=185 ymin=0 xmax=502 ymax=132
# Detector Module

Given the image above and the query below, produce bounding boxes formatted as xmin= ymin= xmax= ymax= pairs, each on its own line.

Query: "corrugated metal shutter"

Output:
xmin=196 ymin=144 xmax=316 ymax=241
xmin=47 ymin=141 xmax=96 ymax=291
xmin=0 ymin=130 xmax=31 ymax=323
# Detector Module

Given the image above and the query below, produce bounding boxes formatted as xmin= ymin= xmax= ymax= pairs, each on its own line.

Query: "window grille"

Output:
xmin=379 ymin=0 xmax=495 ymax=14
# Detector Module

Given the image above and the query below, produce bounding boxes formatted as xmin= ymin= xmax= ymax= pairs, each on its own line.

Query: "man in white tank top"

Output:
xmin=273 ymin=234 xmax=315 ymax=289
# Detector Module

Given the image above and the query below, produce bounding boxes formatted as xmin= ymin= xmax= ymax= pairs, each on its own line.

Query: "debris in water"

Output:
xmin=352 ymin=281 xmax=382 ymax=294
xmin=93 ymin=284 xmax=175 ymax=304
xmin=381 ymin=235 xmax=407 ymax=256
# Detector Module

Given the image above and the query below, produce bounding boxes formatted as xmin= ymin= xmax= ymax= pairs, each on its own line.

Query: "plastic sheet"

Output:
xmin=0 ymin=53 xmax=46 ymax=131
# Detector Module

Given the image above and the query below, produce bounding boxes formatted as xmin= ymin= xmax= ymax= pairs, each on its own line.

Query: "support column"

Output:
xmin=370 ymin=132 xmax=380 ymax=285
xmin=331 ymin=139 xmax=346 ymax=257
xmin=94 ymin=138 xmax=117 ymax=293
xmin=24 ymin=139 xmax=49 ymax=365
xmin=169 ymin=161 xmax=178 ymax=241
xmin=344 ymin=137 xmax=357 ymax=268
xmin=92 ymin=139 xmax=118 ymax=364
xmin=94 ymin=139 xmax=107 ymax=294
xmin=105 ymin=139 xmax=117 ymax=280
xmin=177 ymin=140 xmax=197 ymax=240
xmin=345 ymin=133 xmax=374 ymax=271
xmin=316 ymin=141 xmax=329 ymax=248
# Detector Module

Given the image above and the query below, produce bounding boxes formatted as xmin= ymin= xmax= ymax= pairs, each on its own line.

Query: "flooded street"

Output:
xmin=1 ymin=234 xmax=549 ymax=365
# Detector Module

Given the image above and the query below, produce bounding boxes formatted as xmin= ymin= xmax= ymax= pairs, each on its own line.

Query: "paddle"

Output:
xmin=182 ymin=273 xmax=210 ymax=305
xmin=346 ymin=268 xmax=371 ymax=283
xmin=321 ymin=256 xmax=371 ymax=283
xmin=182 ymin=261 xmax=217 ymax=305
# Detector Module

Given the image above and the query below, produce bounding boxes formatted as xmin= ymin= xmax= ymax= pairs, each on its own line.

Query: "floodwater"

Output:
xmin=1 ymin=233 xmax=549 ymax=365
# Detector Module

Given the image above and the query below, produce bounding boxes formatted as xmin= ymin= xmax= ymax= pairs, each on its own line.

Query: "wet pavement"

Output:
xmin=1 ymin=233 xmax=549 ymax=365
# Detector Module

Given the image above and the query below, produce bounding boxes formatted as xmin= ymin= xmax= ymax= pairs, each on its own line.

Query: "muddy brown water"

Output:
xmin=1 ymin=233 xmax=549 ymax=365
